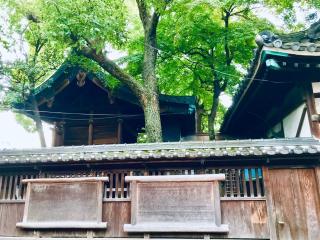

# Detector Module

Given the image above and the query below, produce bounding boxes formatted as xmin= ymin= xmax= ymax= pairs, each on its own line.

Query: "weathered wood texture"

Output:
xmin=0 ymin=168 xmax=264 ymax=202
xmin=17 ymin=179 xmax=107 ymax=229
xmin=221 ymin=200 xmax=269 ymax=239
xmin=264 ymin=168 xmax=320 ymax=240
xmin=0 ymin=200 xmax=269 ymax=238
xmin=124 ymin=175 xmax=228 ymax=233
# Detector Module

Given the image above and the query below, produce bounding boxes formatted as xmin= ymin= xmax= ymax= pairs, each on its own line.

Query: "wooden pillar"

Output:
xmin=88 ymin=119 xmax=93 ymax=145
xmin=305 ymin=82 xmax=320 ymax=138
xmin=117 ymin=119 xmax=123 ymax=144
xmin=52 ymin=122 xmax=57 ymax=147
xmin=53 ymin=121 xmax=65 ymax=146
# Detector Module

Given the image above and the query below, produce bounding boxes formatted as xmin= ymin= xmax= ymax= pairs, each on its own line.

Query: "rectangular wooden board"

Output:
xmin=17 ymin=180 xmax=107 ymax=229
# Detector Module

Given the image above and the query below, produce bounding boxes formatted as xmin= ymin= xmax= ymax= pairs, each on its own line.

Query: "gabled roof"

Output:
xmin=220 ymin=21 xmax=320 ymax=138
xmin=0 ymin=138 xmax=319 ymax=165
xmin=31 ymin=62 xmax=195 ymax=111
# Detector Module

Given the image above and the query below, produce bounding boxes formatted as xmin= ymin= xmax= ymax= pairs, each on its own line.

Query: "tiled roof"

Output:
xmin=220 ymin=21 xmax=320 ymax=134
xmin=256 ymin=20 xmax=320 ymax=52
xmin=0 ymin=138 xmax=319 ymax=165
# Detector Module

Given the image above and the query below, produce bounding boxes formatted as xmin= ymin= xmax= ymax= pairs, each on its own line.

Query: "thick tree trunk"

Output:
xmin=31 ymin=95 xmax=46 ymax=147
xmin=79 ymin=0 xmax=163 ymax=143
xmin=141 ymin=92 xmax=162 ymax=142
xmin=208 ymin=80 xmax=222 ymax=140
xmin=208 ymin=96 xmax=220 ymax=140
xmin=195 ymin=102 xmax=204 ymax=134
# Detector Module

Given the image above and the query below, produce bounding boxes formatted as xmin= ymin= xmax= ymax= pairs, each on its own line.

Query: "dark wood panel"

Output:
xmin=221 ymin=200 xmax=269 ymax=239
xmin=266 ymin=168 xmax=320 ymax=240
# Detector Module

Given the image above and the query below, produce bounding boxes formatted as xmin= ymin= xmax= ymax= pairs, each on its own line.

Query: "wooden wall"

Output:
xmin=0 ymin=200 xmax=269 ymax=238
xmin=264 ymin=167 xmax=320 ymax=240
xmin=0 ymin=166 xmax=319 ymax=239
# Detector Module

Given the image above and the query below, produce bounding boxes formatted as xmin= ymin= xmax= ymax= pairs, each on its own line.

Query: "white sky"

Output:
xmin=0 ymin=111 xmax=52 ymax=149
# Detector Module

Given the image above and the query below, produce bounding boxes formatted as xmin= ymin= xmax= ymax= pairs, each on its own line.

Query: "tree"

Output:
xmin=0 ymin=18 xmax=64 ymax=147
xmin=156 ymin=0 xmax=276 ymax=139
xmin=2 ymin=0 xmax=176 ymax=143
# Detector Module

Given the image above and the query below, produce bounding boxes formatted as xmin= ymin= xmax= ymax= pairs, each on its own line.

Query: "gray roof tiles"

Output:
xmin=0 ymin=138 xmax=319 ymax=165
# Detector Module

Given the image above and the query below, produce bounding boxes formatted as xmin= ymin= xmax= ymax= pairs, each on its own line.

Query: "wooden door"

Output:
xmin=265 ymin=168 xmax=320 ymax=240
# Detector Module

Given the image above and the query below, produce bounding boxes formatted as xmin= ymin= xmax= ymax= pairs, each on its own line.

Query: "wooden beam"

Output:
xmin=21 ymin=177 xmax=109 ymax=184
xmin=296 ymin=106 xmax=307 ymax=137
xmin=125 ymin=174 xmax=225 ymax=182
xmin=88 ymin=121 xmax=93 ymax=145
xmin=117 ymin=119 xmax=123 ymax=144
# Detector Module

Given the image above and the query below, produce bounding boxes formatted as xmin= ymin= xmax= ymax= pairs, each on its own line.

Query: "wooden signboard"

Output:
xmin=124 ymin=174 xmax=229 ymax=233
xmin=16 ymin=177 xmax=108 ymax=229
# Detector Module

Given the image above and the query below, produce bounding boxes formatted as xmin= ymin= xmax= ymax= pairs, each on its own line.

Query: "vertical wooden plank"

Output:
xmin=241 ymin=169 xmax=247 ymax=197
xmin=120 ymin=172 xmax=125 ymax=199
xmin=12 ymin=175 xmax=18 ymax=200
xmin=117 ymin=119 xmax=123 ymax=144
xmin=262 ymin=166 xmax=277 ymax=240
xmin=130 ymin=181 xmax=138 ymax=225
xmin=298 ymin=168 xmax=320 ymax=240
xmin=17 ymin=175 xmax=23 ymax=200
xmin=115 ymin=172 xmax=119 ymax=199
xmin=97 ymin=181 xmax=103 ymax=223
xmin=255 ymin=168 xmax=261 ymax=197
xmin=23 ymin=182 xmax=31 ymax=222
xmin=213 ymin=181 xmax=221 ymax=226
xmin=248 ymin=168 xmax=255 ymax=197
xmin=109 ymin=172 xmax=114 ymax=199
xmin=7 ymin=176 xmax=13 ymax=200
xmin=230 ymin=169 xmax=235 ymax=198
xmin=236 ymin=169 xmax=241 ymax=197
xmin=315 ymin=167 xmax=320 ymax=199
xmin=0 ymin=176 xmax=3 ymax=200
xmin=88 ymin=121 xmax=93 ymax=145
xmin=2 ymin=176 xmax=8 ymax=200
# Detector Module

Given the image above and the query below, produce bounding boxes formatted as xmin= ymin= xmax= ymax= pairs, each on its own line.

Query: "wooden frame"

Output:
xmin=16 ymin=177 xmax=108 ymax=229
xmin=124 ymin=174 xmax=229 ymax=233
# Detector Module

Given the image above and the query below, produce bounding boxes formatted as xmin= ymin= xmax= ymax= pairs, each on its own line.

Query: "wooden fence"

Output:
xmin=0 ymin=167 xmax=264 ymax=202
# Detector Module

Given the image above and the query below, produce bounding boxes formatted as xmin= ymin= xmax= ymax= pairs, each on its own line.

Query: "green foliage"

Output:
xmin=2 ymin=0 xmax=320 ymax=140
xmin=154 ymin=0 xmax=274 ymax=132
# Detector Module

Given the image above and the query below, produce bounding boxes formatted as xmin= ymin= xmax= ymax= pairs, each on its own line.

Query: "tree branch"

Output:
xmin=136 ymin=0 xmax=150 ymax=30
xmin=79 ymin=46 xmax=144 ymax=97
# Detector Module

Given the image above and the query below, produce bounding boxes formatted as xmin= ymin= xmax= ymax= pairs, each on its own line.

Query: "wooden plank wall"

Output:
xmin=264 ymin=167 xmax=320 ymax=240
xmin=0 ymin=167 xmax=319 ymax=239
xmin=0 ymin=200 xmax=268 ymax=238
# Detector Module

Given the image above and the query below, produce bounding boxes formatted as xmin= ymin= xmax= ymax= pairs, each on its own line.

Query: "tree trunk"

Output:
xmin=195 ymin=102 xmax=204 ymax=134
xmin=208 ymin=80 xmax=222 ymax=140
xmin=139 ymin=2 xmax=162 ymax=142
xmin=140 ymin=92 xmax=162 ymax=142
xmin=31 ymin=95 xmax=46 ymax=147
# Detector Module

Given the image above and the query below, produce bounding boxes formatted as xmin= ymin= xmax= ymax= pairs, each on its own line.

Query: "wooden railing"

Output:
xmin=0 ymin=167 xmax=264 ymax=202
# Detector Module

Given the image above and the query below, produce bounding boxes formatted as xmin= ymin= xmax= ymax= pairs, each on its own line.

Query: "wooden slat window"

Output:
xmin=0 ymin=167 xmax=264 ymax=201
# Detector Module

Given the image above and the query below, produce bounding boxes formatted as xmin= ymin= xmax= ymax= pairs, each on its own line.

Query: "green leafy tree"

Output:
xmin=155 ymin=0 xmax=274 ymax=139
xmin=0 ymin=15 xmax=64 ymax=147
xmin=2 ymin=0 xmax=175 ymax=143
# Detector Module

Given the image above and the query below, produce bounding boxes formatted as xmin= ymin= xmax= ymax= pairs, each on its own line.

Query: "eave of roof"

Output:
xmin=221 ymin=21 xmax=320 ymax=135
xmin=0 ymin=138 xmax=319 ymax=165
xmin=30 ymin=62 xmax=196 ymax=110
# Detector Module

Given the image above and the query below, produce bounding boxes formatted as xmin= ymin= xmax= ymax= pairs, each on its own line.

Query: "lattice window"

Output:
xmin=0 ymin=167 xmax=264 ymax=201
